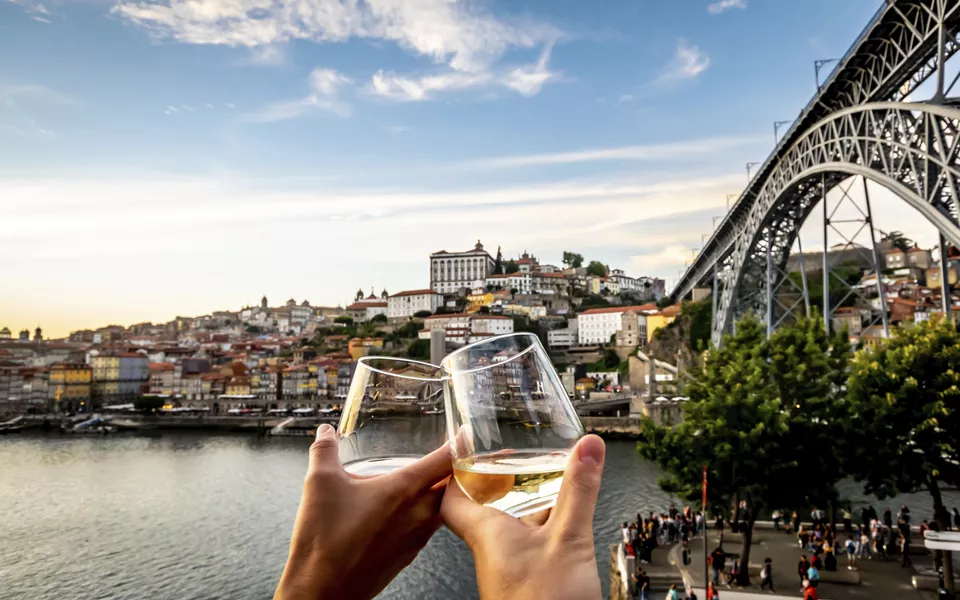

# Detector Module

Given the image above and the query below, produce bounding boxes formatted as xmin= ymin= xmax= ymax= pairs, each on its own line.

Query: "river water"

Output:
xmin=2 ymin=432 xmax=956 ymax=600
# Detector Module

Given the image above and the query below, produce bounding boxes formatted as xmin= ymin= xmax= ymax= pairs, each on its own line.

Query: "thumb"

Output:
xmin=308 ymin=423 xmax=342 ymax=473
xmin=549 ymin=435 xmax=605 ymax=536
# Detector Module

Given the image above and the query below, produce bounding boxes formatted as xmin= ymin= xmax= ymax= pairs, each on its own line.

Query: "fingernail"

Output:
xmin=577 ymin=435 xmax=605 ymax=466
xmin=316 ymin=424 xmax=335 ymax=441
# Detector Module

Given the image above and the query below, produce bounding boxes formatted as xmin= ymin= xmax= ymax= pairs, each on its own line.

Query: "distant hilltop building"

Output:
xmin=0 ymin=327 xmax=10 ymax=340
xmin=430 ymin=240 xmax=496 ymax=295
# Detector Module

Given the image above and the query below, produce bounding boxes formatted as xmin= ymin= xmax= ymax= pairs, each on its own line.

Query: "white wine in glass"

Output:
xmin=442 ymin=333 xmax=584 ymax=517
xmin=452 ymin=449 xmax=570 ymax=516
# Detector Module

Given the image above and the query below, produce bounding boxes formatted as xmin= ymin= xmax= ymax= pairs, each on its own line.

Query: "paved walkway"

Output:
xmin=678 ymin=528 xmax=939 ymax=600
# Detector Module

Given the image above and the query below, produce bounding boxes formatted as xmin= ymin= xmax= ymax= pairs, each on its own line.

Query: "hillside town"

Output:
xmin=0 ymin=242 xmax=674 ymax=416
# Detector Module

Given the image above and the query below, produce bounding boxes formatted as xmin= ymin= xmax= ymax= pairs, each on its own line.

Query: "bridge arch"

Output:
xmin=714 ymin=102 xmax=960 ymax=344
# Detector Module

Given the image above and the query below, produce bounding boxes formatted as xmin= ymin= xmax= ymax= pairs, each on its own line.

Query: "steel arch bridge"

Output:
xmin=670 ymin=0 xmax=960 ymax=346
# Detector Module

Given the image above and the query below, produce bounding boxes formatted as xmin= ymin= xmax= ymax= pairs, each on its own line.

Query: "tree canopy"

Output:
xmin=504 ymin=260 xmax=520 ymax=274
xmin=370 ymin=313 xmax=388 ymax=324
xmin=638 ymin=315 xmax=851 ymax=584
xmin=586 ymin=261 xmax=607 ymax=277
xmin=845 ymin=317 xmax=960 ymax=591
xmin=562 ymin=251 xmax=584 ymax=269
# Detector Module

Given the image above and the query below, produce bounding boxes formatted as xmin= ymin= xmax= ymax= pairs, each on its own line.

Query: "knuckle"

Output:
xmin=309 ymin=437 xmax=338 ymax=454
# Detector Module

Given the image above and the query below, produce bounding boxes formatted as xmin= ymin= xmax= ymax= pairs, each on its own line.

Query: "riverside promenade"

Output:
xmin=677 ymin=523 xmax=943 ymax=600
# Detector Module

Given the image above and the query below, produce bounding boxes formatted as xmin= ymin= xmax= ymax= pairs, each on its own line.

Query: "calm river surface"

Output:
xmin=2 ymin=432 xmax=956 ymax=600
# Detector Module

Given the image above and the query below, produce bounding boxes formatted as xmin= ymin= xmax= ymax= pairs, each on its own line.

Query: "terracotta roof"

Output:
xmin=425 ymin=313 xmax=472 ymax=320
xmin=148 ymin=362 xmax=175 ymax=371
xmin=346 ymin=303 xmax=368 ymax=310
xmin=659 ymin=304 xmax=681 ymax=318
xmin=390 ymin=289 xmax=439 ymax=298
xmin=576 ymin=377 xmax=595 ymax=384
xmin=907 ymin=245 xmax=927 ymax=254
xmin=579 ymin=304 xmax=658 ymax=316
xmin=536 ymin=272 xmax=566 ymax=278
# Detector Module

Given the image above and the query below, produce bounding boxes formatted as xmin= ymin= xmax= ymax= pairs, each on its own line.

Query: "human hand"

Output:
xmin=274 ymin=424 xmax=452 ymax=600
xmin=440 ymin=435 xmax=606 ymax=600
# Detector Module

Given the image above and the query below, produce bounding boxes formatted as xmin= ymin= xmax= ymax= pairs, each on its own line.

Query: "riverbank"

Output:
xmin=13 ymin=414 xmax=645 ymax=438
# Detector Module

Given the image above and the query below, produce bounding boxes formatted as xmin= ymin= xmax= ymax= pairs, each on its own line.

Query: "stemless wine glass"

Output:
xmin=337 ymin=356 xmax=447 ymax=475
xmin=442 ymin=332 xmax=584 ymax=517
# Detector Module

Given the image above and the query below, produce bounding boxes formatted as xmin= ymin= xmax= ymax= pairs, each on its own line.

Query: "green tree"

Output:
xmin=407 ymin=338 xmax=431 ymax=360
xmin=578 ymin=294 xmax=610 ymax=311
xmin=787 ymin=265 xmax=863 ymax=313
xmin=682 ymin=299 xmax=712 ymax=351
xmin=244 ymin=325 xmax=263 ymax=335
xmin=395 ymin=320 xmax=424 ymax=339
xmin=504 ymin=260 xmax=520 ymax=274
xmin=638 ymin=315 xmax=850 ymax=585
xmin=845 ymin=317 xmax=960 ymax=593
xmin=413 ymin=310 xmax=433 ymax=319
xmin=335 ymin=316 xmax=354 ymax=326
xmin=586 ymin=261 xmax=607 ymax=277
xmin=562 ymin=251 xmax=584 ymax=269
xmin=494 ymin=246 xmax=504 ymax=274
xmin=881 ymin=230 xmax=913 ymax=252
xmin=370 ymin=313 xmax=388 ymax=324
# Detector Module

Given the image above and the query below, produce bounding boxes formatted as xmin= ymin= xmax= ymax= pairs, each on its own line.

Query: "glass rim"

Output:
xmin=441 ymin=332 xmax=542 ymax=375
xmin=357 ymin=356 xmax=448 ymax=382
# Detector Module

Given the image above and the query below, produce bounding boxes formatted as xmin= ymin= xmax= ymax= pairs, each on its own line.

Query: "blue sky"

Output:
xmin=3 ymin=0 xmax=918 ymax=337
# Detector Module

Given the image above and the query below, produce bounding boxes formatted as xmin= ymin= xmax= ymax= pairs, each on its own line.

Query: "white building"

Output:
xmin=419 ymin=313 xmax=514 ymax=346
xmin=548 ymin=321 xmax=578 ymax=349
xmin=577 ymin=305 xmax=656 ymax=345
xmin=345 ymin=301 xmax=388 ymax=323
xmin=485 ymin=272 xmax=532 ymax=294
xmin=388 ymin=289 xmax=443 ymax=319
xmin=430 ymin=240 xmax=497 ymax=294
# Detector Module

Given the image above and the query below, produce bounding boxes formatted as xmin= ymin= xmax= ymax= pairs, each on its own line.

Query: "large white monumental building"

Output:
xmin=430 ymin=240 xmax=497 ymax=295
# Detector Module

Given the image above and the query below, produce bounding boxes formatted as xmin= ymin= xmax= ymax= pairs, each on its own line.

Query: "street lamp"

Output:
xmin=726 ymin=194 xmax=738 ymax=210
xmin=746 ymin=162 xmax=761 ymax=182
xmin=774 ymin=120 xmax=792 ymax=144
xmin=815 ymin=58 xmax=840 ymax=91
xmin=713 ymin=216 xmax=722 ymax=228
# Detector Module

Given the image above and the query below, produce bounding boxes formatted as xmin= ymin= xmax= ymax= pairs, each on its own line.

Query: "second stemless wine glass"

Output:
xmin=442 ymin=332 xmax=584 ymax=517
xmin=337 ymin=356 xmax=447 ymax=476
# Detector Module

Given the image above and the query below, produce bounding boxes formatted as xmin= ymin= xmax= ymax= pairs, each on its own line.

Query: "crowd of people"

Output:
xmin=622 ymin=501 xmax=960 ymax=600
xmin=621 ymin=505 xmax=705 ymax=567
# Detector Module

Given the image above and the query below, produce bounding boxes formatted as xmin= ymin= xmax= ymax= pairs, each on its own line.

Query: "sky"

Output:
xmin=1 ymin=0 xmax=940 ymax=338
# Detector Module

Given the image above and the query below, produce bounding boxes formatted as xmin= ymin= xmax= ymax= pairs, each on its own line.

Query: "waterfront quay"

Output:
xmin=610 ymin=521 xmax=950 ymax=600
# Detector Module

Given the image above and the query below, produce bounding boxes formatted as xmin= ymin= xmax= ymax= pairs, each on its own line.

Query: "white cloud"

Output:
xmin=242 ymin=45 xmax=286 ymax=66
xmin=501 ymin=41 xmax=559 ymax=97
xmin=164 ymin=105 xmax=180 ymax=114
xmin=656 ymin=40 xmax=710 ymax=83
xmin=0 ymin=83 xmax=73 ymax=106
xmin=6 ymin=0 xmax=52 ymax=20
xmin=707 ymin=0 xmax=747 ymax=15
xmin=385 ymin=125 xmax=411 ymax=133
xmin=370 ymin=69 xmax=492 ymax=101
xmin=0 ymin=118 xmax=56 ymax=139
xmin=246 ymin=67 xmax=352 ymax=121
xmin=465 ymin=136 xmax=762 ymax=170
xmin=370 ymin=41 xmax=559 ymax=102
xmin=225 ymin=102 xmax=235 ymax=108
xmin=616 ymin=94 xmax=633 ymax=105
xmin=111 ymin=0 xmax=559 ymax=73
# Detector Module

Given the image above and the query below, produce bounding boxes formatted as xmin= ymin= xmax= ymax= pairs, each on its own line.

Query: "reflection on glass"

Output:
xmin=442 ymin=333 xmax=584 ymax=517
xmin=337 ymin=357 xmax=447 ymax=475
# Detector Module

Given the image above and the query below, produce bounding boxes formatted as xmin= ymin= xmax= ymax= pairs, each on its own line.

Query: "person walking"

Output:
xmin=807 ymin=562 xmax=821 ymax=589
xmin=710 ymin=546 xmax=726 ymax=586
xmin=622 ymin=522 xmax=631 ymax=545
xmin=797 ymin=555 xmax=810 ymax=588
xmin=791 ymin=511 xmax=800 ymax=535
xmin=953 ymin=508 xmax=960 ymax=530
xmin=900 ymin=531 xmax=913 ymax=568
xmin=667 ymin=584 xmax=680 ymax=600
xmin=759 ymin=557 xmax=774 ymax=592
xmin=772 ymin=510 xmax=782 ymax=531
xmin=706 ymin=582 xmax=719 ymax=600
xmin=845 ymin=536 xmax=857 ymax=569
xmin=883 ymin=507 xmax=893 ymax=529
xmin=802 ymin=579 xmax=819 ymax=600
xmin=842 ymin=509 xmax=853 ymax=533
